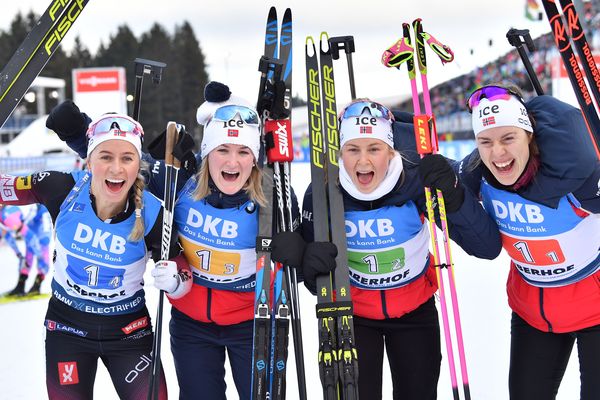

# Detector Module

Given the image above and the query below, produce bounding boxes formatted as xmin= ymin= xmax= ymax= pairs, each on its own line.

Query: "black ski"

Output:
xmin=541 ymin=0 xmax=600 ymax=148
xmin=252 ymin=8 xmax=278 ymax=400
xmin=0 ymin=0 xmax=90 ymax=127
xmin=556 ymin=0 xmax=600 ymax=111
xmin=269 ymin=8 xmax=308 ymax=400
xmin=305 ymin=32 xmax=359 ymax=400
xmin=252 ymin=7 xmax=305 ymax=400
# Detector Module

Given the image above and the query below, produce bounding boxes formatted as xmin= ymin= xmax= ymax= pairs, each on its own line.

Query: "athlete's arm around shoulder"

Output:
xmin=0 ymin=171 xmax=76 ymax=222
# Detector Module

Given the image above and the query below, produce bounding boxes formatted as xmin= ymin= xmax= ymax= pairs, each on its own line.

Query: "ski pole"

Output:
xmin=132 ymin=58 xmax=166 ymax=122
xmin=506 ymin=28 xmax=545 ymax=95
xmin=382 ymin=20 xmax=469 ymax=400
xmin=414 ymin=18 xmax=470 ymax=400
xmin=148 ymin=121 xmax=181 ymax=400
xmin=329 ymin=36 xmax=357 ymax=100
xmin=412 ymin=19 xmax=461 ymax=400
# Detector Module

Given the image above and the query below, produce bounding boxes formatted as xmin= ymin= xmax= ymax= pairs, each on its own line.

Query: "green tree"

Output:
xmin=172 ymin=21 xmax=208 ymax=145
xmin=95 ymin=25 xmax=140 ymax=101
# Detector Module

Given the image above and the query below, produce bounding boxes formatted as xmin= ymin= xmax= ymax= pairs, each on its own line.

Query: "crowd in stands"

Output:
xmin=396 ymin=2 xmax=600 ymax=139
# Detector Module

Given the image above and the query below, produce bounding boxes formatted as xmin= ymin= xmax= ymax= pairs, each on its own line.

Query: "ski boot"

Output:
xmin=7 ymin=273 xmax=28 ymax=296
xmin=27 ymin=274 xmax=44 ymax=295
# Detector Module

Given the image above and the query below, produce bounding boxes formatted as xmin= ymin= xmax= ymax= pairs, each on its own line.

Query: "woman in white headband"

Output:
xmin=293 ymin=98 xmax=502 ymax=400
xmin=459 ymin=83 xmax=600 ymax=399
xmin=0 ymin=113 xmax=182 ymax=399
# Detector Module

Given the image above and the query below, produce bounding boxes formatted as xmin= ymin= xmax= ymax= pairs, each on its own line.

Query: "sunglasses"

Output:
xmin=341 ymin=101 xmax=394 ymax=121
xmin=466 ymin=85 xmax=525 ymax=113
xmin=212 ymin=105 xmax=260 ymax=125
xmin=87 ymin=115 xmax=144 ymax=138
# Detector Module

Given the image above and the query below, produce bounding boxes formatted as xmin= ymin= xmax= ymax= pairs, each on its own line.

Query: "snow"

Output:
xmin=0 ymin=162 xmax=580 ymax=399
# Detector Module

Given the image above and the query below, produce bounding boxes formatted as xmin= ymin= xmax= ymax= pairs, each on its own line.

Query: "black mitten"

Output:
xmin=46 ymin=100 xmax=90 ymax=140
xmin=302 ymin=241 xmax=337 ymax=293
xmin=46 ymin=100 xmax=91 ymax=158
xmin=270 ymin=231 xmax=306 ymax=268
xmin=418 ymin=154 xmax=465 ymax=213
xmin=147 ymin=125 xmax=198 ymax=175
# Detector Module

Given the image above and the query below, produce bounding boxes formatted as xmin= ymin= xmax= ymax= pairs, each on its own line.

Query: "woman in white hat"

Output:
xmin=153 ymin=81 xmax=312 ymax=400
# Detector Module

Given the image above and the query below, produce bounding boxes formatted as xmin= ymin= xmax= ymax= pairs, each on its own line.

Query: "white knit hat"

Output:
xmin=196 ymin=88 xmax=261 ymax=160
xmin=471 ymin=96 xmax=532 ymax=136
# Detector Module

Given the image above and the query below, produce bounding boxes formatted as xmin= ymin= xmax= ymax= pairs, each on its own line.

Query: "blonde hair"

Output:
xmin=192 ymin=158 xmax=267 ymax=207
xmin=128 ymin=171 xmax=146 ymax=242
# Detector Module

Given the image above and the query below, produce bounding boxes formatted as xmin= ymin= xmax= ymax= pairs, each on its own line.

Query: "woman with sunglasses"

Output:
xmin=290 ymin=99 xmax=502 ymax=399
xmin=0 ymin=114 xmax=178 ymax=399
xmin=459 ymin=84 xmax=600 ymax=399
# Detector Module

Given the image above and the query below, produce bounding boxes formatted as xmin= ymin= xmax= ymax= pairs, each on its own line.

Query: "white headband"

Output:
xmin=471 ymin=96 xmax=532 ymax=136
xmin=339 ymin=113 xmax=394 ymax=148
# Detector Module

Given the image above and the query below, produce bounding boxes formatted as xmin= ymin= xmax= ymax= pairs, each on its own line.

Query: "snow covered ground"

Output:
xmin=0 ymin=162 xmax=581 ymax=399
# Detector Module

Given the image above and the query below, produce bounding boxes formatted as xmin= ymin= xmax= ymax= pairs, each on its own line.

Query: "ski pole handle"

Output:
xmin=506 ymin=28 xmax=545 ymax=95
xmin=329 ymin=35 xmax=358 ymax=100
xmin=132 ymin=58 xmax=166 ymax=122
xmin=414 ymin=114 xmax=438 ymax=155
xmin=328 ymin=36 xmax=355 ymax=60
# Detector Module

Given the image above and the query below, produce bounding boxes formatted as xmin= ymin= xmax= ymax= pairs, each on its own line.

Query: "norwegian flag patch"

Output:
xmin=482 ymin=116 xmax=496 ymax=126
xmin=228 ymin=129 xmax=239 ymax=137
xmin=359 ymin=126 xmax=372 ymax=134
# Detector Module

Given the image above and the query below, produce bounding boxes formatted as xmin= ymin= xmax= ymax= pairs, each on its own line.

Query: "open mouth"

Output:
xmin=493 ymin=160 xmax=514 ymax=173
xmin=356 ymin=171 xmax=374 ymax=185
xmin=222 ymin=171 xmax=240 ymax=182
xmin=105 ymin=178 xmax=125 ymax=192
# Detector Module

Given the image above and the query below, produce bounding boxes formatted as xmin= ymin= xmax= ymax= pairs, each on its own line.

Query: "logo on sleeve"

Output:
xmin=15 ymin=176 xmax=31 ymax=190
xmin=0 ymin=175 xmax=17 ymax=201
xmin=58 ymin=361 xmax=79 ymax=385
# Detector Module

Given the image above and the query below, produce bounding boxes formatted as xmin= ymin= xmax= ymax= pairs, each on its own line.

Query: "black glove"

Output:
xmin=270 ymin=231 xmax=305 ymax=268
xmin=147 ymin=125 xmax=198 ymax=174
xmin=46 ymin=100 xmax=91 ymax=158
xmin=418 ymin=154 xmax=465 ymax=213
xmin=301 ymin=241 xmax=337 ymax=293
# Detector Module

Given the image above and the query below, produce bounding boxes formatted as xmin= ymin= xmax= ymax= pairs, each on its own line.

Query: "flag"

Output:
xmin=525 ymin=0 xmax=542 ymax=21
xmin=482 ymin=116 xmax=496 ymax=127
xmin=227 ymin=129 xmax=239 ymax=137
xmin=359 ymin=126 xmax=372 ymax=134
